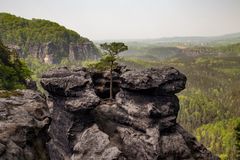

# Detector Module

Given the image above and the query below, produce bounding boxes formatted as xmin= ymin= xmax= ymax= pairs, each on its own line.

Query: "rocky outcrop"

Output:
xmin=120 ymin=67 xmax=186 ymax=94
xmin=0 ymin=66 xmax=218 ymax=160
xmin=39 ymin=66 xmax=219 ymax=160
xmin=40 ymin=67 xmax=101 ymax=159
xmin=69 ymin=42 xmax=99 ymax=62
xmin=7 ymin=41 xmax=99 ymax=64
xmin=91 ymin=65 xmax=130 ymax=99
xmin=0 ymin=90 xmax=50 ymax=160
xmin=1 ymin=13 xmax=99 ymax=64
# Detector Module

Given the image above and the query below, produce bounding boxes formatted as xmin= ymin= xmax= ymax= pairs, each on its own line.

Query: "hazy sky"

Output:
xmin=1 ymin=0 xmax=240 ymax=40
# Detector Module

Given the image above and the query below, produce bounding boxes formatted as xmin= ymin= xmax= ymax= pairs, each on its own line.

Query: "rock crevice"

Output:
xmin=0 ymin=66 xmax=219 ymax=160
xmin=40 ymin=66 xmax=219 ymax=160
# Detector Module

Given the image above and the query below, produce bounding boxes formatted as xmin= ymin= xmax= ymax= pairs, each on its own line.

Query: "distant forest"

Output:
xmin=0 ymin=40 xmax=31 ymax=90
xmin=0 ymin=12 xmax=240 ymax=159
xmin=0 ymin=13 xmax=88 ymax=45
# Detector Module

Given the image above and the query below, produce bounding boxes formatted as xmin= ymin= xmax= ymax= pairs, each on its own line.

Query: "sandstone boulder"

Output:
xmin=40 ymin=66 xmax=218 ymax=160
xmin=41 ymin=67 xmax=92 ymax=96
xmin=120 ymin=67 xmax=187 ymax=94
xmin=0 ymin=66 xmax=219 ymax=160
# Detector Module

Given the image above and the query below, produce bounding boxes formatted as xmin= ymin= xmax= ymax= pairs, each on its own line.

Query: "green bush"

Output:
xmin=0 ymin=13 xmax=89 ymax=62
xmin=0 ymin=40 xmax=31 ymax=90
xmin=195 ymin=118 xmax=240 ymax=160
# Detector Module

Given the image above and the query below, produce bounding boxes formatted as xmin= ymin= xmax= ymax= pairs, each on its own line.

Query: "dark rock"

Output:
xmin=71 ymin=124 xmax=121 ymax=160
xmin=46 ymin=97 xmax=97 ymax=160
xmin=90 ymin=65 xmax=130 ymax=99
xmin=42 ymin=66 xmax=218 ymax=160
xmin=0 ymin=143 xmax=6 ymax=156
xmin=41 ymin=67 xmax=92 ymax=96
xmin=114 ymin=126 xmax=160 ymax=160
xmin=91 ymin=71 xmax=121 ymax=98
xmin=114 ymin=64 xmax=130 ymax=74
xmin=95 ymin=90 xmax=179 ymax=132
xmin=176 ymin=124 xmax=219 ymax=160
xmin=25 ymin=79 xmax=37 ymax=90
xmin=159 ymin=130 xmax=193 ymax=159
xmin=0 ymin=90 xmax=50 ymax=160
xmin=120 ymin=67 xmax=187 ymax=94
xmin=0 ymin=66 xmax=219 ymax=160
xmin=65 ymin=89 xmax=100 ymax=112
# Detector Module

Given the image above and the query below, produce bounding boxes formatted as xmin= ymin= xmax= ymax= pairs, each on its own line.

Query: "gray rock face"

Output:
xmin=0 ymin=66 xmax=219 ymax=160
xmin=120 ymin=67 xmax=187 ymax=94
xmin=90 ymin=65 xmax=130 ymax=99
xmin=0 ymin=90 xmax=50 ymax=160
xmin=7 ymin=41 xmax=99 ymax=64
xmin=41 ymin=67 xmax=101 ymax=159
xmin=71 ymin=124 xmax=121 ymax=160
xmin=41 ymin=67 xmax=93 ymax=97
xmin=91 ymin=71 xmax=121 ymax=99
xmin=69 ymin=42 xmax=99 ymax=62
xmin=39 ymin=66 xmax=219 ymax=160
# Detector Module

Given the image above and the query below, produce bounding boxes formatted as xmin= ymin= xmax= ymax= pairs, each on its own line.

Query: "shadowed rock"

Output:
xmin=40 ymin=66 xmax=218 ymax=160
xmin=71 ymin=124 xmax=121 ymax=160
xmin=0 ymin=90 xmax=50 ymax=160
xmin=41 ymin=67 xmax=92 ymax=97
xmin=0 ymin=66 xmax=219 ymax=160
xmin=120 ymin=67 xmax=187 ymax=94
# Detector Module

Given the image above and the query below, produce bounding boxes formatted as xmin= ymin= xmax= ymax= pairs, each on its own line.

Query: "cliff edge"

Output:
xmin=0 ymin=13 xmax=99 ymax=64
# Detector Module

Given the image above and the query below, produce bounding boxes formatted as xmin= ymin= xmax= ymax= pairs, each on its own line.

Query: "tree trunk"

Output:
xmin=110 ymin=61 xmax=113 ymax=99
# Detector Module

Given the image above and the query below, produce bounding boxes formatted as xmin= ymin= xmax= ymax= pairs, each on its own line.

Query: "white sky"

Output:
xmin=1 ymin=0 xmax=240 ymax=40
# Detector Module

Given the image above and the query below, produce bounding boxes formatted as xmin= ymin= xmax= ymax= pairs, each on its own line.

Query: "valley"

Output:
xmin=119 ymin=38 xmax=240 ymax=160
xmin=1 ymin=12 xmax=240 ymax=160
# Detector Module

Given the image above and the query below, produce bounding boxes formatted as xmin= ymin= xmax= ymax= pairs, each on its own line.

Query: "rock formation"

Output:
xmin=0 ymin=66 xmax=219 ymax=160
xmin=0 ymin=13 xmax=100 ymax=64
xmin=7 ymin=41 xmax=99 ymax=64
xmin=0 ymin=90 xmax=50 ymax=160
xmin=39 ymin=66 xmax=219 ymax=160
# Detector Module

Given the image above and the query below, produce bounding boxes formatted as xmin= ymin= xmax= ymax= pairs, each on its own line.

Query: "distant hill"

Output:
xmin=111 ymin=32 xmax=240 ymax=48
xmin=0 ymin=13 xmax=99 ymax=63
xmin=117 ymin=33 xmax=240 ymax=60
xmin=153 ymin=33 xmax=240 ymax=46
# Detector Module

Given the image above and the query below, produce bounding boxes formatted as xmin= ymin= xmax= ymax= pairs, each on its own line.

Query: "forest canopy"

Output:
xmin=0 ymin=13 xmax=88 ymax=55
xmin=0 ymin=40 xmax=31 ymax=90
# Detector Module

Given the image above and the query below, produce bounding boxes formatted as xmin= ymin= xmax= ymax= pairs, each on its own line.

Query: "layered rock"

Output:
xmin=0 ymin=66 xmax=219 ymax=160
xmin=91 ymin=71 xmax=121 ymax=99
xmin=40 ymin=66 xmax=219 ymax=160
xmin=69 ymin=42 xmax=99 ymax=62
xmin=7 ymin=41 xmax=99 ymax=64
xmin=41 ymin=67 xmax=102 ymax=159
xmin=0 ymin=90 xmax=50 ymax=160
xmin=1 ymin=13 xmax=99 ymax=64
xmin=120 ymin=67 xmax=186 ymax=94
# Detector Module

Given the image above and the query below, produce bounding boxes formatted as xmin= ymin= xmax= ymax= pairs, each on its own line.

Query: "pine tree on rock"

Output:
xmin=99 ymin=42 xmax=128 ymax=99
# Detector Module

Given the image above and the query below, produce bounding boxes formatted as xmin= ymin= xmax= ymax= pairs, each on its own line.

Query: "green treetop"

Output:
xmin=88 ymin=42 xmax=128 ymax=99
xmin=100 ymin=42 xmax=128 ymax=99
xmin=0 ymin=40 xmax=31 ymax=90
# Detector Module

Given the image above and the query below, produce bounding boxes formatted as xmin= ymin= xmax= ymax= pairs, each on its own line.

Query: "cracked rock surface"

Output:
xmin=0 ymin=90 xmax=50 ymax=160
xmin=0 ymin=66 xmax=219 ymax=160
xmin=40 ymin=66 xmax=219 ymax=160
